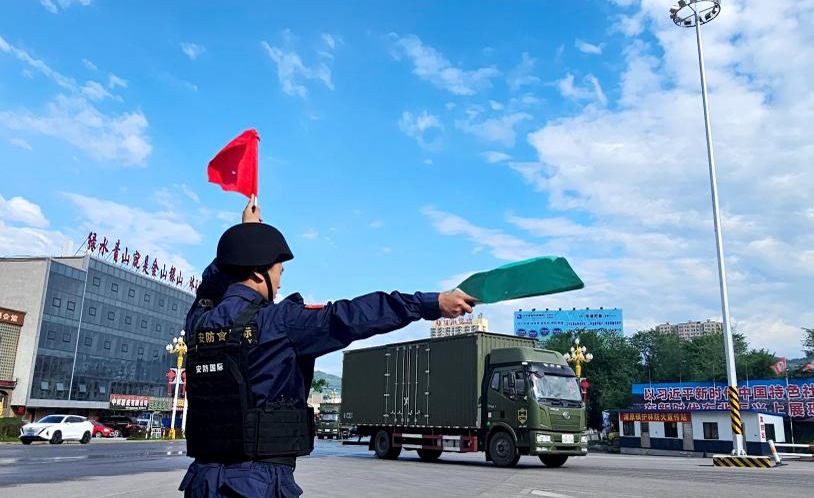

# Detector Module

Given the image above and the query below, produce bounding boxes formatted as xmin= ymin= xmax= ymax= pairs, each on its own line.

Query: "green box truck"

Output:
xmin=341 ymin=331 xmax=587 ymax=467
xmin=317 ymin=401 xmax=342 ymax=439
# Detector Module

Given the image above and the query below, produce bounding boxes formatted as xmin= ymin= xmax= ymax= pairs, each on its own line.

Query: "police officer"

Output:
xmin=179 ymin=202 xmax=477 ymax=498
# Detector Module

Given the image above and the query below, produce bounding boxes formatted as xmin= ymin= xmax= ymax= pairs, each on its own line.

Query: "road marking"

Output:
xmin=530 ymin=490 xmax=575 ymax=498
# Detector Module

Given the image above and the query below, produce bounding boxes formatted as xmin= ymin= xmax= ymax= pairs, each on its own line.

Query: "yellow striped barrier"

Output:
xmin=713 ymin=455 xmax=776 ymax=468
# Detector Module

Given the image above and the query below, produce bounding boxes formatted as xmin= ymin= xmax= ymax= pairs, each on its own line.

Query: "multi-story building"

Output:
xmin=0 ymin=255 xmax=194 ymax=420
xmin=657 ymin=319 xmax=723 ymax=340
xmin=513 ymin=307 xmax=623 ymax=340
xmin=430 ymin=314 xmax=489 ymax=338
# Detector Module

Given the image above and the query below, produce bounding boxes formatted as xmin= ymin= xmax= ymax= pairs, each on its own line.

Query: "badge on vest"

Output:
xmin=196 ymin=326 xmax=256 ymax=345
xmin=195 ymin=363 xmax=224 ymax=374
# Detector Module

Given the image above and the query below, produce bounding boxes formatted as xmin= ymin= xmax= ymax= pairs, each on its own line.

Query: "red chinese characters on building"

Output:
xmin=86 ymin=232 xmax=97 ymax=252
xmin=788 ymin=402 xmax=805 ymax=417
xmin=132 ymin=251 xmax=141 ymax=269
xmin=768 ymin=384 xmax=785 ymax=399
xmin=753 ymin=385 xmax=768 ymax=399
xmin=806 ymin=401 xmax=814 ymax=417
xmin=787 ymin=384 xmax=801 ymax=399
xmin=98 ymin=237 xmax=109 ymax=257
xmin=142 ymin=255 xmax=150 ymax=275
xmin=169 ymin=266 xmax=177 ymax=284
xmin=151 ymin=259 xmax=159 ymax=277
xmin=160 ymin=265 xmax=168 ymax=280
xmin=120 ymin=247 xmax=130 ymax=265
xmin=112 ymin=240 xmax=121 ymax=263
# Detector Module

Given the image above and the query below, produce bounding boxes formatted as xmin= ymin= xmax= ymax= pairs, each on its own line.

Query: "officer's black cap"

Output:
xmin=216 ymin=223 xmax=294 ymax=268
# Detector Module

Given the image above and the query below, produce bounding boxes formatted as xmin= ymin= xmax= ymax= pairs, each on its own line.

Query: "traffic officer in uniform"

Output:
xmin=179 ymin=202 xmax=477 ymax=498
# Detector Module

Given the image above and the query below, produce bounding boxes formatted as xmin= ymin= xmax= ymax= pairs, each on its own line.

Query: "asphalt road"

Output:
xmin=1 ymin=440 xmax=811 ymax=497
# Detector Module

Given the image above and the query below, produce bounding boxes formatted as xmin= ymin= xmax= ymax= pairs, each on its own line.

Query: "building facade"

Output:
xmin=0 ymin=256 xmax=194 ymax=420
xmin=656 ymin=320 xmax=722 ymax=340
xmin=513 ymin=307 xmax=623 ymax=340
xmin=0 ymin=307 xmax=26 ymax=417
xmin=430 ymin=314 xmax=489 ymax=338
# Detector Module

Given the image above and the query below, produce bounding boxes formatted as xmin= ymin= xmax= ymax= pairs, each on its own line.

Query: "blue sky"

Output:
xmin=2 ymin=0 xmax=813 ymax=374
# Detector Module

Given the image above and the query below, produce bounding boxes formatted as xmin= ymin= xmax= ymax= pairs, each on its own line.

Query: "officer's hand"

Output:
xmin=439 ymin=289 xmax=478 ymax=318
xmin=242 ymin=195 xmax=262 ymax=223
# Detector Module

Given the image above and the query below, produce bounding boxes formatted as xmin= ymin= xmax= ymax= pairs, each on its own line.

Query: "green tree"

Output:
xmin=803 ymin=328 xmax=814 ymax=357
xmin=311 ymin=378 xmax=328 ymax=393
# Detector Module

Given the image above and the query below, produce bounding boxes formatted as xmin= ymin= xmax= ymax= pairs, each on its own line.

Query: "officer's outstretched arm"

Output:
xmin=275 ymin=291 xmax=441 ymax=358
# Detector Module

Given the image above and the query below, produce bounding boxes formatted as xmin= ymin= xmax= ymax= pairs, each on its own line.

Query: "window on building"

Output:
xmin=92 ymin=276 xmax=101 ymax=287
xmin=52 ymin=297 xmax=62 ymax=308
xmin=107 ymin=311 xmax=115 ymax=321
xmin=490 ymin=372 xmax=500 ymax=391
xmin=144 ymin=293 xmax=150 ymax=303
xmin=56 ymin=382 xmax=65 ymax=391
xmin=641 ymin=422 xmax=649 ymax=433
xmin=128 ymin=288 xmax=136 ymax=298
xmin=62 ymin=332 xmax=71 ymax=343
xmin=153 ymin=350 xmax=159 ymax=359
xmin=84 ymin=337 xmax=92 ymax=347
xmin=122 ymin=343 xmax=129 ymax=353
xmin=89 ymin=307 xmax=96 ymax=317
xmin=155 ymin=323 xmax=162 ymax=332
xmin=765 ymin=424 xmax=776 ymax=442
xmin=141 ymin=320 xmax=147 ymax=329
xmin=47 ymin=330 xmax=56 ymax=340
xmin=622 ymin=421 xmax=635 ymax=436
xmin=67 ymin=301 xmax=76 ymax=312
xmin=137 ymin=347 xmax=144 ymax=357
xmin=703 ymin=422 xmax=719 ymax=440
xmin=104 ymin=340 xmax=111 ymax=350
xmin=172 ymin=302 xmax=178 ymax=311
xmin=99 ymin=385 xmax=107 ymax=394
xmin=78 ymin=384 xmax=87 ymax=393
xmin=159 ymin=298 xmax=164 ymax=307
xmin=125 ymin=315 xmax=132 ymax=325
xmin=111 ymin=283 xmax=118 ymax=293
xmin=40 ymin=381 xmax=49 ymax=390
xmin=664 ymin=422 xmax=679 ymax=438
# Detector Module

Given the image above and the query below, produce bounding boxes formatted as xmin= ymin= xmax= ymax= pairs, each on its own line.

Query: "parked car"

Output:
xmin=90 ymin=420 xmax=115 ymax=438
xmin=19 ymin=415 xmax=94 ymax=445
xmin=97 ymin=415 xmax=146 ymax=438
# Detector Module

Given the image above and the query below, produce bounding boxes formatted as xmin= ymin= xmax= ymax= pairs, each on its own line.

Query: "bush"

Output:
xmin=0 ymin=417 xmax=24 ymax=438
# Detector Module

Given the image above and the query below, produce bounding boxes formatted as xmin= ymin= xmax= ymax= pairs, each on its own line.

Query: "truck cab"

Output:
xmin=485 ymin=348 xmax=587 ymax=466
xmin=317 ymin=402 xmax=342 ymax=439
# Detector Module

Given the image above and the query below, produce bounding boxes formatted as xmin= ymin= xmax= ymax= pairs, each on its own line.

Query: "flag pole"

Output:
xmin=785 ymin=364 xmax=795 ymax=447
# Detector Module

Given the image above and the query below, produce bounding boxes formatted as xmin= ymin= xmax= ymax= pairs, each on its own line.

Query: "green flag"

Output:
xmin=455 ymin=256 xmax=584 ymax=304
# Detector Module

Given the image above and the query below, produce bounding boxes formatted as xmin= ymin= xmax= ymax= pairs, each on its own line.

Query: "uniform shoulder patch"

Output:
xmin=304 ymin=304 xmax=325 ymax=310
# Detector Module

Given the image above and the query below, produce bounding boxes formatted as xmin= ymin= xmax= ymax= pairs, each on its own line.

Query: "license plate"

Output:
xmin=561 ymin=434 xmax=574 ymax=444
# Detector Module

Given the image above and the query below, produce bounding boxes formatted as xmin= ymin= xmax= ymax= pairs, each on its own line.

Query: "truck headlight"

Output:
xmin=536 ymin=434 xmax=552 ymax=443
xmin=581 ymin=435 xmax=588 ymax=444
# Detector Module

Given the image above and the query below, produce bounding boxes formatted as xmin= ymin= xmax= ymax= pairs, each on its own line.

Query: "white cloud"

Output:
xmin=40 ymin=0 xmax=92 ymax=14
xmin=370 ymin=221 xmax=384 ymax=229
xmin=0 ymin=34 xmax=77 ymax=91
xmin=423 ymin=159 xmax=433 ymax=165
xmin=180 ymin=42 xmax=206 ymax=60
xmin=0 ymin=94 xmax=152 ymax=166
xmin=389 ymin=34 xmax=499 ymax=95
xmin=482 ymin=151 xmax=511 ymax=163
xmin=508 ymin=52 xmax=541 ymax=91
xmin=82 ymin=58 xmax=97 ymax=71
xmin=302 ymin=229 xmax=319 ymax=240
xmin=575 ymin=39 xmax=604 ymax=55
xmin=0 ymin=194 xmax=49 ymax=228
xmin=108 ymin=74 xmax=127 ymax=89
xmin=62 ymin=192 xmax=202 ymax=275
xmin=81 ymin=80 xmax=117 ymax=101
xmin=321 ymin=33 xmax=341 ymax=50
xmin=179 ymin=184 xmax=200 ymax=204
xmin=398 ymin=110 xmax=444 ymax=149
xmin=498 ymin=0 xmax=814 ymax=357
xmin=556 ymin=73 xmax=607 ymax=106
xmin=456 ymin=112 xmax=532 ymax=147
xmin=261 ymin=39 xmax=333 ymax=99
xmin=8 ymin=137 xmax=32 ymax=150
xmin=159 ymin=72 xmax=198 ymax=92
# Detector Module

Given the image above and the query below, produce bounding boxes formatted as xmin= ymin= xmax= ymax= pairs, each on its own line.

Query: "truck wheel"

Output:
xmin=539 ymin=455 xmax=568 ymax=468
xmin=417 ymin=449 xmax=442 ymax=462
xmin=489 ymin=432 xmax=518 ymax=468
xmin=373 ymin=430 xmax=401 ymax=460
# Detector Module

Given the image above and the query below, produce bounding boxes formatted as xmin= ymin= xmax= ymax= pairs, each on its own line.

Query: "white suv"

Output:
xmin=19 ymin=415 xmax=94 ymax=445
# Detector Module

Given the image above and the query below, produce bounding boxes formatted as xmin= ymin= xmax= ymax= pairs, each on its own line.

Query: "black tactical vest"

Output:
xmin=186 ymin=297 xmax=315 ymax=463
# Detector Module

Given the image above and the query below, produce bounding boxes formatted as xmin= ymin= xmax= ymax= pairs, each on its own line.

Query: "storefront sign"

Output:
xmin=0 ymin=307 xmax=25 ymax=327
xmin=620 ymin=411 xmax=691 ymax=423
xmin=109 ymin=394 xmax=149 ymax=410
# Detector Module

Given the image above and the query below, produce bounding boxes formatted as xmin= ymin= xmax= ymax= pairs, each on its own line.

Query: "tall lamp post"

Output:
xmin=165 ymin=331 xmax=187 ymax=440
xmin=670 ymin=1 xmax=744 ymax=456
xmin=563 ymin=337 xmax=593 ymax=379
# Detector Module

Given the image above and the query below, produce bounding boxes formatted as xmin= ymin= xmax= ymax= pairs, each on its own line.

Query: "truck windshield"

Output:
xmin=320 ymin=413 xmax=338 ymax=421
xmin=530 ymin=372 xmax=582 ymax=402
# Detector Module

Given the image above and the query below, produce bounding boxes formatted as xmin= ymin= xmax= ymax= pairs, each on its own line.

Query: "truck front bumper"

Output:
xmin=530 ymin=431 xmax=588 ymax=456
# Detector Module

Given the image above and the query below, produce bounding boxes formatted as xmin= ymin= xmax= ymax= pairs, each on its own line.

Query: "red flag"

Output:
xmin=770 ymin=358 xmax=787 ymax=375
xmin=803 ymin=361 xmax=814 ymax=372
xmin=207 ymin=129 xmax=259 ymax=198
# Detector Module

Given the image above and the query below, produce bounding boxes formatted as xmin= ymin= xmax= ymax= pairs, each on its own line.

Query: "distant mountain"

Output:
xmin=313 ymin=370 xmax=342 ymax=393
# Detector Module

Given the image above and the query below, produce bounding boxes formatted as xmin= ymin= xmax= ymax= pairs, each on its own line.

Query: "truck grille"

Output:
xmin=550 ymin=412 xmax=582 ymax=432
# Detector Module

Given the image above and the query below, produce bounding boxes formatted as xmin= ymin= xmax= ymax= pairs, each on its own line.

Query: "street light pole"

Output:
xmin=670 ymin=0 xmax=744 ymax=455
xmin=166 ymin=331 xmax=187 ymax=440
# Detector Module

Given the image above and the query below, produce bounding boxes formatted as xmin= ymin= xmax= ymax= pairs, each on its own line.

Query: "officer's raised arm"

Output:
xmin=274 ymin=289 xmax=477 ymax=358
